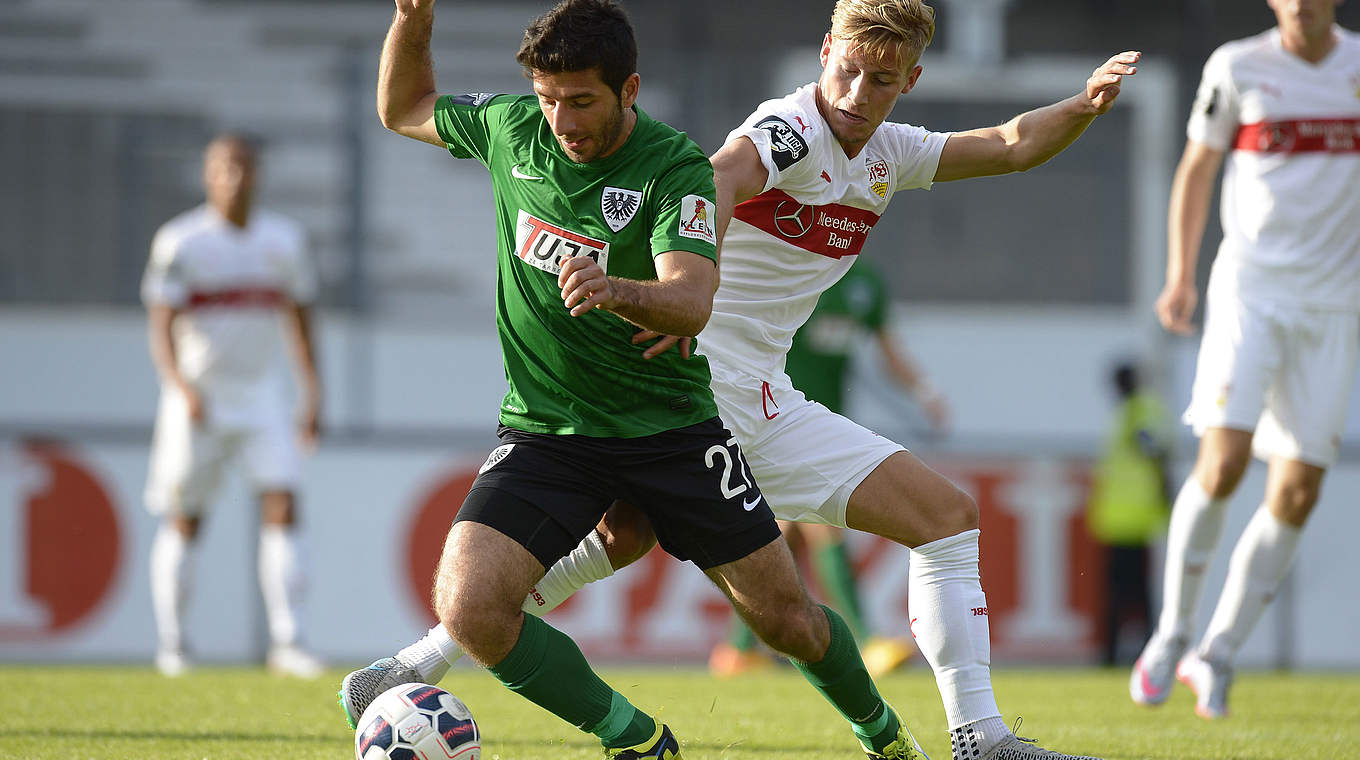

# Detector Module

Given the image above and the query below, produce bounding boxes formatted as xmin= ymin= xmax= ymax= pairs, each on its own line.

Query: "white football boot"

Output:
xmin=1176 ymin=650 xmax=1233 ymax=720
xmin=1129 ymin=633 xmax=1187 ymax=706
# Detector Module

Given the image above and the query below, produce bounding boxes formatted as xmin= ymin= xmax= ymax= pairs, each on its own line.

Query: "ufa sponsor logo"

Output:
xmin=514 ymin=210 xmax=610 ymax=275
xmin=0 ymin=441 xmax=121 ymax=640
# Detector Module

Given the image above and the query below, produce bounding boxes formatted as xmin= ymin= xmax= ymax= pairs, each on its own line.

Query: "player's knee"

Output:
xmin=1195 ymin=451 xmax=1249 ymax=499
xmin=433 ymin=581 xmax=513 ymax=661
xmin=599 ymin=501 xmax=657 ymax=569
xmin=923 ymin=486 xmax=978 ymax=541
xmin=748 ymin=598 xmax=827 ymax=661
xmin=950 ymin=487 xmax=980 ymax=533
xmin=1269 ymin=482 xmax=1318 ymax=525
xmin=169 ymin=514 xmax=201 ymax=540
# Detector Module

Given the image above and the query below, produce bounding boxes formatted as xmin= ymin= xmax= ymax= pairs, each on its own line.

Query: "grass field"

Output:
xmin=1 ymin=664 xmax=1357 ymax=759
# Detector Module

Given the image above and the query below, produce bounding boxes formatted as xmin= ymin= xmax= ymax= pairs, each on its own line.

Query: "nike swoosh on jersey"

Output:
xmin=742 ymin=494 xmax=763 ymax=511
xmin=511 ymin=165 xmax=544 ymax=181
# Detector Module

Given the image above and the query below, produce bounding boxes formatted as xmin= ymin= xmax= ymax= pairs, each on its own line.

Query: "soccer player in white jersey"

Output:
xmin=1130 ymin=0 xmax=1360 ymax=721
xmin=142 ymin=134 xmax=324 ymax=678
xmin=344 ymin=2 xmax=1138 ymax=757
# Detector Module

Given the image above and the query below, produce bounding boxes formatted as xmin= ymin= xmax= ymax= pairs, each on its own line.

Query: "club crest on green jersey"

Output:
xmin=514 ymin=209 xmax=610 ymax=275
xmin=601 ymin=186 xmax=642 ymax=232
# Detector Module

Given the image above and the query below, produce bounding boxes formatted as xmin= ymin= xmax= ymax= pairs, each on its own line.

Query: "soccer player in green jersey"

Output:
xmin=349 ymin=1 xmax=922 ymax=758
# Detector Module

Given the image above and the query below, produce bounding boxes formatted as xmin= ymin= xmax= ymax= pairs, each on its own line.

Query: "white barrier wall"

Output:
xmin=2 ymin=436 xmax=1358 ymax=669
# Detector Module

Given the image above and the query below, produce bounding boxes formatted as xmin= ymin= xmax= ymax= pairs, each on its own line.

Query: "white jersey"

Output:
xmin=141 ymin=205 xmax=316 ymax=424
xmin=1189 ymin=26 xmax=1360 ymax=311
xmin=698 ymin=83 xmax=949 ymax=379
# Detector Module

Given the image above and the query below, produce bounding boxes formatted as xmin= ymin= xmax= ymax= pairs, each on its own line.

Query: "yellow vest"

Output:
xmin=1088 ymin=392 xmax=1171 ymax=546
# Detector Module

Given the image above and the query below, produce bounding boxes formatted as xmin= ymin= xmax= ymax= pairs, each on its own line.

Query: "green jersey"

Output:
xmin=434 ymin=93 xmax=720 ymax=437
xmin=784 ymin=264 xmax=888 ymax=414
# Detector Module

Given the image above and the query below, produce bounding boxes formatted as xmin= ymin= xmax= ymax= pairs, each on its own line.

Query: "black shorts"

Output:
xmin=454 ymin=417 xmax=780 ymax=570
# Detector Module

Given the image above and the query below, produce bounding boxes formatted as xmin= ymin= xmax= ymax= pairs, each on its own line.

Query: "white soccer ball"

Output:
xmin=354 ymin=682 xmax=481 ymax=760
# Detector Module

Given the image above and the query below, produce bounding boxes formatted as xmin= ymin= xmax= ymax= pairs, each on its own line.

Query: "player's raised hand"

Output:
xmin=1086 ymin=51 xmax=1140 ymax=114
xmin=394 ymin=0 xmax=434 ymax=15
xmin=1155 ymin=279 xmax=1198 ymax=335
xmin=559 ymin=254 xmax=616 ymax=316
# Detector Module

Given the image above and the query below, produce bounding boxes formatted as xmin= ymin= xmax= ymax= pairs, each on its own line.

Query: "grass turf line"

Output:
xmin=0 ymin=665 xmax=1356 ymax=759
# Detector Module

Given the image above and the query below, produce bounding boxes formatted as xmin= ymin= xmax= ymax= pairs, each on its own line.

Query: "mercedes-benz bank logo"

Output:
xmin=773 ymin=200 xmax=814 ymax=238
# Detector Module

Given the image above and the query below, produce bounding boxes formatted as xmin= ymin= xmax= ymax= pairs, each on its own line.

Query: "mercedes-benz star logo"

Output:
xmin=772 ymin=201 xmax=814 ymax=238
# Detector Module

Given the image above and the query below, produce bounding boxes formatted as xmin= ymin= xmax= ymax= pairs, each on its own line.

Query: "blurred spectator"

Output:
xmin=141 ymin=133 xmax=323 ymax=678
xmin=1086 ymin=362 xmax=1171 ymax=667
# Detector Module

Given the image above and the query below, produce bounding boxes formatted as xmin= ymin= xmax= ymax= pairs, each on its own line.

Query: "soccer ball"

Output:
xmin=354 ymin=682 xmax=481 ymax=760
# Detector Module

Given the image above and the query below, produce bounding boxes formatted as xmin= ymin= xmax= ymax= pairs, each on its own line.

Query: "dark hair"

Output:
xmin=516 ymin=0 xmax=637 ymax=96
xmin=1113 ymin=362 xmax=1139 ymax=399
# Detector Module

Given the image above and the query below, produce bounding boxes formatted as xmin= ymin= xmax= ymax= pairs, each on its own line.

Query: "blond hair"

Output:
xmin=830 ymin=0 xmax=935 ymax=68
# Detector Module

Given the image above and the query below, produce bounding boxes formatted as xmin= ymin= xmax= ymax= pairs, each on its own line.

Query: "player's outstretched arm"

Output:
xmin=934 ymin=51 xmax=1140 ymax=182
xmin=378 ymin=0 xmax=443 ymax=146
xmin=1157 ymin=139 xmax=1225 ymax=335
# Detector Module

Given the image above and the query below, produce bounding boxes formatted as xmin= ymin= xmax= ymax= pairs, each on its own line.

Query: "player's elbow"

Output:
xmin=678 ymin=300 xmax=712 ymax=338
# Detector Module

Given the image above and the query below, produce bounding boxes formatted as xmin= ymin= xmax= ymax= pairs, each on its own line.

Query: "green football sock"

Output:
xmin=488 ymin=615 xmax=655 ymax=748
xmin=814 ymin=541 xmax=868 ymax=641
xmin=790 ymin=605 xmax=900 ymax=752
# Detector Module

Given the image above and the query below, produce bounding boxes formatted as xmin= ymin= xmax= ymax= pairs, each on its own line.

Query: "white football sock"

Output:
xmin=908 ymin=529 xmax=1001 ymax=732
xmin=150 ymin=522 xmax=195 ymax=653
xmin=1200 ymin=507 xmax=1301 ymax=664
xmin=523 ymin=529 xmax=614 ymax=613
xmin=1156 ymin=476 xmax=1228 ymax=641
xmin=400 ymin=530 xmax=615 ymax=682
xmin=399 ymin=623 xmax=466 ymax=682
xmin=258 ymin=524 xmax=306 ymax=647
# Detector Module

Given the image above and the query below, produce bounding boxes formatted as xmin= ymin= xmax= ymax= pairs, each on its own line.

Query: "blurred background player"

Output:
xmin=709 ymin=261 xmax=949 ymax=678
xmin=1086 ymin=362 xmax=1171 ymax=667
xmin=141 ymin=133 xmax=323 ymax=678
xmin=1130 ymin=0 xmax=1360 ymax=720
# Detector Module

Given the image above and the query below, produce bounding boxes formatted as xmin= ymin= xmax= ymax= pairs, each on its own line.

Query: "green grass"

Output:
xmin=1 ymin=664 xmax=1357 ymax=759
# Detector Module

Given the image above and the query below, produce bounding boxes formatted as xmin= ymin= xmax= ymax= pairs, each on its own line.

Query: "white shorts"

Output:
xmin=1185 ymin=290 xmax=1360 ymax=468
xmin=710 ymin=365 xmax=904 ymax=527
xmin=144 ymin=391 xmax=301 ymax=516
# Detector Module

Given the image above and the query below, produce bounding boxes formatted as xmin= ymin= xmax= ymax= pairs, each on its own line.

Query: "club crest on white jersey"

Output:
xmin=601 ymin=186 xmax=642 ymax=232
xmin=514 ymin=210 xmax=610 ymax=275
xmin=678 ymin=195 xmax=717 ymax=245
xmin=866 ymin=159 xmax=890 ymax=199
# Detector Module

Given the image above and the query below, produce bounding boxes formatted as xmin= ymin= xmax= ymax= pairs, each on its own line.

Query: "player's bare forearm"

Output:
xmin=935 ymin=52 xmax=1139 ymax=181
xmin=146 ymin=305 xmax=186 ymax=391
xmin=604 ymin=276 xmax=714 ymax=337
xmin=285 ymin=303 xmax=322 ymax=415
xmin=378 ymin=2 xmax=442 ymax=145
xmin=1166 ymin=142 xmax=1223 ymax=287
xmin=558 ymin=252 xmax=715 ymax=337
